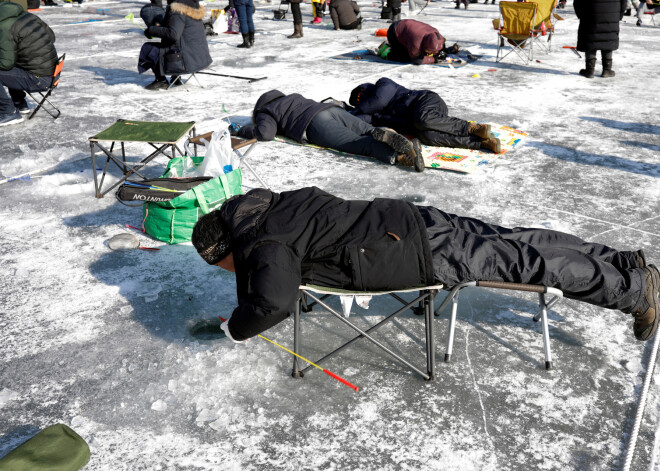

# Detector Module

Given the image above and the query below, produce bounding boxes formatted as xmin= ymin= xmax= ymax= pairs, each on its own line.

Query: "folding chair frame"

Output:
xmin=436 ymin=281 xmax=563 ymax=370
xmin=496 ymin=2 xmax=537 ymax=64
xmin=292 ymin=285 xmax=443 ymax=382
xmin=530 ymin=0 xmax=558 ymax=53
xmin=167 ymin=72 xmax=204 ymax=90
xmin=90 ymin=126 xmax=195 ymax=198
xmin=188 ymin=132 xmax=268 ymax=188
xmin=27 ymin=53 xmax=65 ymax=120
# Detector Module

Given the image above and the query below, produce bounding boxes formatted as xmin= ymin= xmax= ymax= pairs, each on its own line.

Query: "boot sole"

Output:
xmin=635 ymin=265 xmax=660 ymax=341
xmin=372 ymin=128 xmax=413 ymax=155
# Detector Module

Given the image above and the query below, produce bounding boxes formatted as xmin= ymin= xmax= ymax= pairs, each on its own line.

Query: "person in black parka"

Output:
xmin=235 ymin=90 xmax=425 ymax=171
xmin=191 ymin=187 xmax=660 ymax=343
xmin=287 ymin=0 xmax=304 ymax=39
xmin=138 ymin=0 xmax=212 ymax=90
xmin=329 ymin=0 xmax=361 ymax=30
xmin=349 ymin=77 xmax=502 ymax=153
xmin=574 ymin=0 xmax=627 ymax=78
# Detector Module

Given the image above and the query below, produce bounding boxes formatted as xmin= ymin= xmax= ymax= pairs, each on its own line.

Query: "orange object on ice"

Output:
xmin=375 ymin=28 xmax=388 ymax=37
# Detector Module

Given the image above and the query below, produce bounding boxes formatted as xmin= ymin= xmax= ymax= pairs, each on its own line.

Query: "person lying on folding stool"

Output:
xmin=0 ymin=0 xmax=58 ymax=126
xmin=233 ymin=89 xmax=425 ymax=171
xmin=191 ymin=186 xmax=660 ymax=343
xmin=349 ymin=77 xmax=503 ymax=154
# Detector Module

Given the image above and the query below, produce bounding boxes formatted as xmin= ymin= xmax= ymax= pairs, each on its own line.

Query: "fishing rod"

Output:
xmin=219 ymin=316 xmax=359 ymax=391
xmin=196 ymin=71 xmax=267 ymax=83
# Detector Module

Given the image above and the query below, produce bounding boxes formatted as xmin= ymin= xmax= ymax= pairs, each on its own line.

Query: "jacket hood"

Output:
xmin=252 ymin=90 xmax=286 ymax=121
xmin=219 ymin=188 xmax=275 ymax=242
xmin=170 ymin=0 xmax=205 ymax=20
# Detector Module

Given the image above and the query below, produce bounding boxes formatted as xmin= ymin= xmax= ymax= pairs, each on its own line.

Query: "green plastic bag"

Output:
xmin=0 ymin=424 xmax=90 ymax=471
xmin=142 ymin=156 xmax=243 ymax=244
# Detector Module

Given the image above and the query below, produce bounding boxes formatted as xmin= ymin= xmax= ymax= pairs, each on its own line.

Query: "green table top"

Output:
xmin=89 ymin=119 xmax=196 ymax=144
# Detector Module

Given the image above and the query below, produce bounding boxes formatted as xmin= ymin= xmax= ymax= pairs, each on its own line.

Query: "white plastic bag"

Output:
xmin=199 ymin=123 xmax=239 ymax=177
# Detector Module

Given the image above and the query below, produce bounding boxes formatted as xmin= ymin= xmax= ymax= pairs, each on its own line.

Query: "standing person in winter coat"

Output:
xmin=138 ymin=0 xmax=212 ymax=90
xmin=349 ymin=77 xmax=503 ymax=153
xmin=386 ymin=0 xmax=402 ymax=23
xmin=192 ymin=186 xmax=660 ymax=344
xmin=234 ymin=89 xmax=425 ymax=171
xmin=0 ymin=0 xmax=58 ymax=126
xmin=234 ymin=0 xmax=255 ymax=48
xmin=329 ymin=0 xmax=361 ymax=30
xmin=385 ymin=19 xmax=446 ymax=65
xmin=287 ymin=0 xmax=304 ymax=38
xmin=574 ymin=0 xmax=626 ymax=78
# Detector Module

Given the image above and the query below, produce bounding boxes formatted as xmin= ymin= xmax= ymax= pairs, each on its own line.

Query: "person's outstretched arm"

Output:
xmin=237 ymin=112 xmax=279 ymax=141
xmin=226 ymin=243 xmax=302 ymax=341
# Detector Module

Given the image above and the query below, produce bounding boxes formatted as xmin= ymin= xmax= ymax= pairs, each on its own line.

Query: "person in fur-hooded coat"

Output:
xmin=139 ymin=0 xmax=211 ymax=89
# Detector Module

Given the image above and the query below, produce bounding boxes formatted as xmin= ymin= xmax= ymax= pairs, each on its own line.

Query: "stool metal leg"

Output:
xmin=445 ymin=289 xmax=461 ymax=363
xmin=425 ymin=290 xmax=436 ymax=380
xmin=292 ymin=295 xmax=303 ymax=378
xmin=539 ymin=293 xmax=553 ymax=370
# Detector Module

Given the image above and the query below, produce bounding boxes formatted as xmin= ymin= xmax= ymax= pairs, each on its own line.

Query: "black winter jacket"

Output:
xmin=0 ymin=2 xmax=57 ymax=76
xmin=352 ymin=77 xmax=430 ymax=135
xmin=574 ymin=0 xmax=626 ymax=52
xmin=237 ymin=90 xmax=336 ymax=143
xmin=145 ymin=0 xmax=212 ymax=75
xmin=219 ymin=187 xmax=435 ymax=340
xmin=329 ymin=0 xmax=359 ymax=29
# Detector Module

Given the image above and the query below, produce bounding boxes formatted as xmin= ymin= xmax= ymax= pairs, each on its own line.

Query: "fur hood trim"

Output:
xmin=170 ymin=2 xmax=206 ymax=20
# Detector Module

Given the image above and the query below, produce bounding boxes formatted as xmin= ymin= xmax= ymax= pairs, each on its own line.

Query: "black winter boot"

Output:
xmin=578 ymin=58 xmax=596 ymax=78
xmin=288 ymin=23 xmax=303 ymax=38
xmin=371 ymin=127 xmax=414 ymax=155
xmin=237 ymin=33 xmax=251 ymax=48
xmin=601 ymin=59 xmax=615 ymax=78
xmin=248 ymin=31 xmax=255 ymax=47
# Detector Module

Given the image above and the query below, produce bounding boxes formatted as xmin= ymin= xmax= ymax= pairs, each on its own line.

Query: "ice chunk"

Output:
xmin=151 ymin=400 xmax=167 ymax=411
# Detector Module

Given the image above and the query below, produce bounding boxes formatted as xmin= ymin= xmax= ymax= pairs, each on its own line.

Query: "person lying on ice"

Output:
xmin=192 ymin=186 xmax=659 ymax=343
xmin=375 ymin=19 xmax=459 ymax=65
xmin=232 ymin=89 xmax=425 ymax=171
xmin=348 ymin=77 xmax=503 ymax=154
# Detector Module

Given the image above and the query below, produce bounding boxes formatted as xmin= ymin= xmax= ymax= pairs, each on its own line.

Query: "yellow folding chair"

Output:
xmin=495 ymin=1 xmax=538 ymax=63
xmin=531 ymin=0 xmax=559 ymax=52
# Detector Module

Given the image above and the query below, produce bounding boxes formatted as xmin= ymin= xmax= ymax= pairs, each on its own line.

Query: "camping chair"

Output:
xmin=27 ymin=53 xmax=65 ymax=120
xmin=187 ymin=131 xmax=267 ymax=188
xmin=436 ymin=281 xmax=563 ymax=370
xmin=292 ymin=284 xmax=443 ymax=382
xmin=89 ymin=119 xmax=197 ymax=198
xmin=530 ymin=0 xmax=559 ymax=52
xmin=167 ymin=72 xmax=204 ymax=90
xmin=494 ymin=1 xmax=538 ymax=63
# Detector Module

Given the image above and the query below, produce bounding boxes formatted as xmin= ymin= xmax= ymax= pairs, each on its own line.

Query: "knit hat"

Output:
xmin=192 ymin=211 xmax=232 ymax=265
xmin=421 ymin=33 xmax=441 ymax=54
xmin=349 ymin=84 xmax=368 ymax=107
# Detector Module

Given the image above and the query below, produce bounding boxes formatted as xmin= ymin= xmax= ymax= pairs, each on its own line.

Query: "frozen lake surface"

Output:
xmin=0 ymin=0 xmax=659 ymax=469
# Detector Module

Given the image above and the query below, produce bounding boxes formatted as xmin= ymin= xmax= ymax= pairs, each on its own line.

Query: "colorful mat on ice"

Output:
xmin=420 ymin=124 xmax=527 ymax=173
xmin=271 ymin=124 xmax=527 ymax=174
xmin=331 ymin=49 xmax=480 ymax=68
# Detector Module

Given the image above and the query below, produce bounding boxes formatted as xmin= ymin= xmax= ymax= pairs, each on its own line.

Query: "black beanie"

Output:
xmin=192 ymin=211 xmax=232 ymax=265
xmin=349 ymin=84 xmax=368 ymax=107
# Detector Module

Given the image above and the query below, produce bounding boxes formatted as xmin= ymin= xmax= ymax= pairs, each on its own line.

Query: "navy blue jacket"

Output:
xmin=238 ymin=90 xmax=336 ymax=143
xmin=219 ymin=187 xmax=435 ymax=340
xmin=352 ymin=77 xmax=427 ymax=135
xmin=145 ymin=0 xmax=212 ymax=75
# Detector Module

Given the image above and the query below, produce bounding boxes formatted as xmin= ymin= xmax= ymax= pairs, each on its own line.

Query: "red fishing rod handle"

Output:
xmin=323 ymin=369 xmax=359 ymax=392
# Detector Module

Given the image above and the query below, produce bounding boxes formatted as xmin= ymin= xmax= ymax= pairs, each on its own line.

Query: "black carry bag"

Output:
xmin=116 ymin=177 xmax=213 ymax=206
xmin=273 ymin=0 xmax=289 ymax=20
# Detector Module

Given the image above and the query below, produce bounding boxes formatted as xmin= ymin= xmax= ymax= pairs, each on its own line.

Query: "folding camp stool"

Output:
xmin=168 ymin=72 xmax=204 ymax=90
xmin=436 ymin=281 xmax=563 ymax=370
xmin=644 ymin=10 xmax=657 ymax=25
xmin=27 ymin=53 xmax=65 ymax=120
xmin=187 ymin=131 xmax=267 ymax=188
xmin=89 ymin=119 xmax=196 ymax=198
xmin=292 ymin=284 xmax=443 ymax=382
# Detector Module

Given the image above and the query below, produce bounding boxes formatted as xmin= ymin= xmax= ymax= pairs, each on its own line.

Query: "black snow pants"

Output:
xmin=418 ymin=206 xmax=644 ymax=312
xmin=412 ymin=93 xmax=483 ymax=150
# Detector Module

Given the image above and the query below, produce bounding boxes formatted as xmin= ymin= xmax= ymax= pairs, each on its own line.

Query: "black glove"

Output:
xmin=144 ymin=27 xmax=154 ymax=38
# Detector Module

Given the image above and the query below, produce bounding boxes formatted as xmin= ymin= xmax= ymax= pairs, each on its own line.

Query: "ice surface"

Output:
xmin=0 ymin=1 xmax=659 ymax=470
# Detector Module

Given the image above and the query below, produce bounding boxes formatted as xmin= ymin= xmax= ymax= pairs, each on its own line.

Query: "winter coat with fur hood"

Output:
xmin=145 ymin=0 xmax=211 ymax=75
xmin=218 ymin=187 xmax=435 ymax=341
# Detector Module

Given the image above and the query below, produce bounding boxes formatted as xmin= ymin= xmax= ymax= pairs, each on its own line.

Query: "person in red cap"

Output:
xmin=383 ymin=19 xmax=457 ymax=65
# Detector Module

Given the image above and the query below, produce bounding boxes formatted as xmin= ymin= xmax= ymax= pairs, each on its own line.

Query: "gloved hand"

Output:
xmin=220 ymin=320 xmax=243 ymax=343
xmin=144 ymin=27 xmax=154 ymax=38
xmin=228 ymin=122 xmax=242 ymax=136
